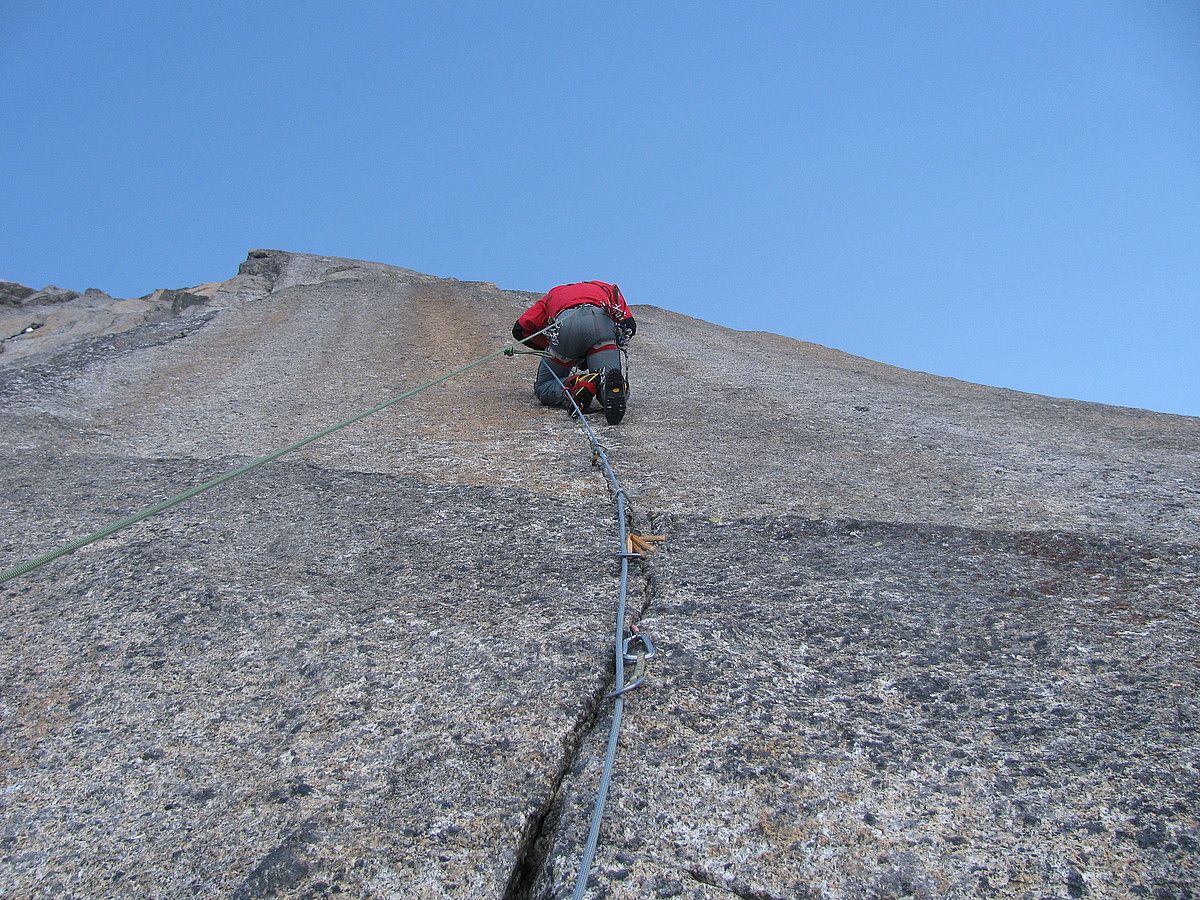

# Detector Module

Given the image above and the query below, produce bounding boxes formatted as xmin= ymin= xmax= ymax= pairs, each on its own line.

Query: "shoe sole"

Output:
xmin=602 ymin=372 xmax=626 ymax=425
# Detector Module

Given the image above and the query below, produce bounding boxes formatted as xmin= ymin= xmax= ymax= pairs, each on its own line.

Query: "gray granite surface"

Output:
xmin=1 ymin=250 xmax=1197 ymax=898
xmin=537 ymin=518 xmax=1198 ymax=899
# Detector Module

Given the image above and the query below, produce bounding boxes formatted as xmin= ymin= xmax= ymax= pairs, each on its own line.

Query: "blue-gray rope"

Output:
xmin=0 ymin=319 xmax=564 ymax=587
xmin=2 ymin=307 xmax=644 ymax=895
xmin=543 ymin=366 xmax=645 ymax=900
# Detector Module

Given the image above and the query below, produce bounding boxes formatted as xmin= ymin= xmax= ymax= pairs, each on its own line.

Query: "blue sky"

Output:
xmin=2 ymin=1 xmax=1197 ymax=415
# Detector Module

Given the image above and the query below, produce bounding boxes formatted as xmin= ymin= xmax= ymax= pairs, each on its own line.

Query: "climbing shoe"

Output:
xmin=600 ymin=369 xmax=626 ymax=425
xmin=564 ymin=371 xmax=598 ymax=414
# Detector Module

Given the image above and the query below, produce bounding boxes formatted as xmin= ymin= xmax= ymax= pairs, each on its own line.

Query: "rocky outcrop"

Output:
xmin=1 ymin=250 xmax=1196 ymax=898
xmin=144 ymin=288 xmax=209 ymax=315
xmin=0 ymin=282 xmax=211 ymax=364
xmin=0 ymin=281 xmax=37 ymax=307
xmin=21 ymin=284 xmax=81 ymax=305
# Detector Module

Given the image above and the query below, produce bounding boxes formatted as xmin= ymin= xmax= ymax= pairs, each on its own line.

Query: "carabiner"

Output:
xmin=622 ymin=631 xmax=656 ymax=664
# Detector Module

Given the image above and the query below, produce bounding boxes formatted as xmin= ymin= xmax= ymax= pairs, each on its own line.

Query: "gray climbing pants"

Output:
xmin=533 ymin=305 xmax=622 ymax=407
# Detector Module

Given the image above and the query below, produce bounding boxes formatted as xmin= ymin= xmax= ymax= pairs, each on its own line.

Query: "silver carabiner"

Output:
xmin=622 ymin=632 xmax=656 ymax=664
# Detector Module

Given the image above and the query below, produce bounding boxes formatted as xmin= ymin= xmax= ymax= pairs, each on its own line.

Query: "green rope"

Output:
xmin=1 ymin=324 xmax=558 ymax=587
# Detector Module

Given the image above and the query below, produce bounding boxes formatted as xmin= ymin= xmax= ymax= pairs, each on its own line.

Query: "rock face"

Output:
xmin=0 ymin=280 xmax=210 ymax=362
xmin=0 ymin=281 xmax=38 ymax=307
xmin=1 ymin=250 xmax=1197 ymax=898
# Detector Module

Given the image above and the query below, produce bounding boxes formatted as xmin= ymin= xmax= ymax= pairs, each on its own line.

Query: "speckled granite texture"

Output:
xmin=536 ymin=518 xmax=1198 ymax=899
xmin=2 ymin=251 xmax=1197 ymax=898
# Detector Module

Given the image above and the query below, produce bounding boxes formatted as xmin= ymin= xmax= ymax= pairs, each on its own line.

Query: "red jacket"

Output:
xmin=514 ymin=281 xmax=634 ymax=349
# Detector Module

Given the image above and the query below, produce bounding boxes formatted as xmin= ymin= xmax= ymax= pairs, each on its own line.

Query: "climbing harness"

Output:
xmin=542 ymin=364 xmax=656 ymax=900
xmin=0 ymin=316 xmax=568 ymax=586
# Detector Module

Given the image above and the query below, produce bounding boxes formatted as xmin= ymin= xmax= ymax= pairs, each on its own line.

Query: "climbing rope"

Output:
xmin=0 ymin=318 xmax=566 ymax=587
xmin=3 ymin=305 xmax=654 ymax=896
xmin=541 ymin=365 xmax=654 ymax=900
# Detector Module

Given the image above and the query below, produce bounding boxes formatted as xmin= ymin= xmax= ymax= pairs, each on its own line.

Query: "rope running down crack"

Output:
xmin=542 ymin=364 xmax=652 ymax=900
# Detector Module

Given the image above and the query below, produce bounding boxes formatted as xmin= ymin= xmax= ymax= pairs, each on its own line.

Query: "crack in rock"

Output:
xmin=686 ymin=865 xmax=791 ymax=900
xmin=231 ymin=819 xmax=320 ymax=899
xmin=502 ymin=653 xmax=620 ymax=900
xmin=504 ymin=503 xmax=662 ymax=899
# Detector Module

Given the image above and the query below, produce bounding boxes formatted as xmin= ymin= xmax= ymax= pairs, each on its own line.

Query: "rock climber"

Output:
xmin=511 ymin=280 xmax=636 ymax=425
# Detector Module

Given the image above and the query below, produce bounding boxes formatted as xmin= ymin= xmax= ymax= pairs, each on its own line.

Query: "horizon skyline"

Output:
xmin=5 ymin=242 xmax=1198 ymax=420
xmin=3 ymin=2 xmax=1197 ymax=417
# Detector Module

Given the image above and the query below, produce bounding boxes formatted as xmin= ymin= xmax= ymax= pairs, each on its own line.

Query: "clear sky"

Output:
xmin=3 ymin=1 xmax=1197 ymax=416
